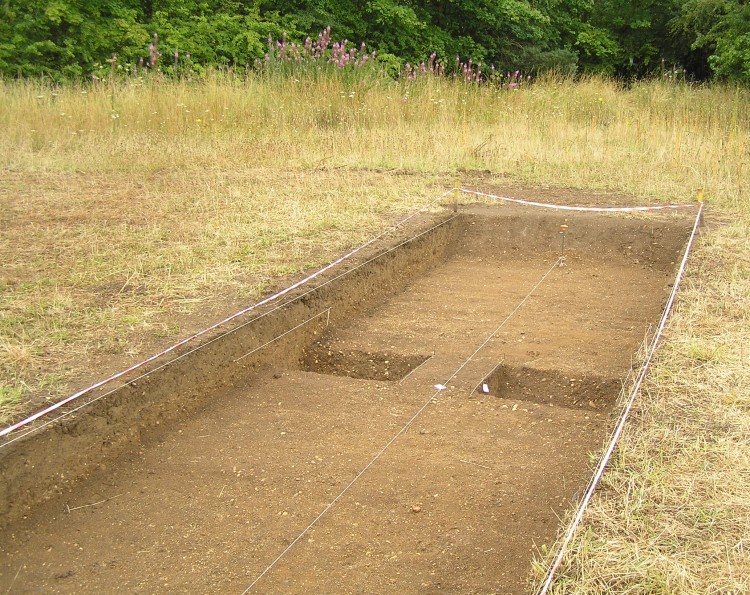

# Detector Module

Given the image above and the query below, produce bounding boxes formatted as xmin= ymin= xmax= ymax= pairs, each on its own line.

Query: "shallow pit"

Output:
xmin=302 ymin=343 xmax=432 ymax=382
xmin=479 ymin=364 xmax=621 ymax=411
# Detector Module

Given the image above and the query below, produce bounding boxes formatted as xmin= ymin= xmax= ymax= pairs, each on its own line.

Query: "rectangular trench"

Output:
xmin=0 ymin=204 xmax=694 ymax=594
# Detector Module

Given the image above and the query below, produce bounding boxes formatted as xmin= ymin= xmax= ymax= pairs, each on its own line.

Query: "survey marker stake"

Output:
xmin=559 ymin=223 xmax=569 ymax=266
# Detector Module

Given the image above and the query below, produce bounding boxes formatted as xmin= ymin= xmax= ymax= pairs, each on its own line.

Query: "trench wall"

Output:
xmin=0 ymin=214 xmax=462 ymax=525
xmin=0 ymin=206 xmax=693 ymax=526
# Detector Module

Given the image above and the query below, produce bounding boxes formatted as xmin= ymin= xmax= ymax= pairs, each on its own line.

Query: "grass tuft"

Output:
xmin=0 ymin=384 xmax=24 ymax=426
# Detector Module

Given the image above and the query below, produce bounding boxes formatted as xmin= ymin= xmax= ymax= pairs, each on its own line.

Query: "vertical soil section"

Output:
xmin=0 ymin=205 xmax=692 ymax=593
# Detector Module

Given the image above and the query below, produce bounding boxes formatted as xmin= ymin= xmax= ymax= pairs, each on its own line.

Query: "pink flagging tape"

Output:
xmin=535 ymin=201 xmax=704 ymax=594
xmin=461 ymin=188 xmax=699 ymax=212
xmin=0 ymin=190 xmax=453 ymax=443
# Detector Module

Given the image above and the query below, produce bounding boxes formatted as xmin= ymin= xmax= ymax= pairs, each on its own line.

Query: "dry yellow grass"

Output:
xmin=1 ymin=73 xmax=749 ymax=591
xmin=1 ymin=75 xmax=747 ymax=204
xmin=0 ymin=165 xmax=445 ymax=420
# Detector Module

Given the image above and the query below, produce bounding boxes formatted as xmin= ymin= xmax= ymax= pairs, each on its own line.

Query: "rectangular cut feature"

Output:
xmin=0 ymin=203 xmax=693 ymax=595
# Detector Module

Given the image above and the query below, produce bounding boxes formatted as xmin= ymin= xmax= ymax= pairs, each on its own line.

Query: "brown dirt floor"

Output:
xmin=0 ymin=202 xmax=693 ymax=594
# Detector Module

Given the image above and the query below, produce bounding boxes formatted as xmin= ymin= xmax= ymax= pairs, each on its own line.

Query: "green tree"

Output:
xmin=1 ymin=0 xmax=149 ymax=78
xmin=257 ymin=0 xmax=366 ymax=41
xmin=149 ymin=1 xmax=287 ymax=69
xmin=417 ymin=0 xmax=552 ymax=67
xmin=1 ymin=0 xmax=747 ymax=82
xmin=671 ymin=0 xmax=750 ymax=82
xmin=588 ymin=0 xmax=683 ymax=77
xmin=258 ymin=0 xmax=566 ymax=71
xmin=534 ymin=0 xmax=618 ymax=73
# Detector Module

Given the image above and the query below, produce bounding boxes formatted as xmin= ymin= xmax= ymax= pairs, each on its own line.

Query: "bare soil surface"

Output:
xmin=0 ymin=203 xmax=692 ymax=594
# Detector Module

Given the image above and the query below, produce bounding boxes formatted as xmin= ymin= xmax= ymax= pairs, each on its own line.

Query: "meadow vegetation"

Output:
xmin=1 ymin=70 xmax=749 ymax=591
xmin=4 ymin=1 xmax=750 ymax=83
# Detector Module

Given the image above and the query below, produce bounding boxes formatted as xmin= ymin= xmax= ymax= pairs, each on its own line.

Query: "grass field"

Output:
xmin=1 ymin=73 xmax=749 ymax=591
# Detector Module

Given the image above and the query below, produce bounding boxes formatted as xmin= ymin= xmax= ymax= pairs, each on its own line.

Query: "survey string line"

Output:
xmin=242 ymin=254 xmax=562 ymax=592
xmin=1 ymin=184 xmax=696 ymax=443
xmin=241 ymin=382 xmax=445 ymax=594
xmin=441 ymin=256 xmax=562 ymax=389
xmin=397 ymin=352 xmax=435 ymax=385
xmin=461 ymin=188 xmax=699 ymax=212
xmin=535 ymin=201 xmax=703 ymax=595
xmin=0 ymin=191 xmax=455 ymax=444
xmin=0 ymin=213 xmax=459 ymax=449
xmin=469 ymin=359 xmax=505 ymax=397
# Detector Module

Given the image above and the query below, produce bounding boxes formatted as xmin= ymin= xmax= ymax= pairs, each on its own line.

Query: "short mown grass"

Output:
xmin=1 ymin=72 xmax=749 ymax=590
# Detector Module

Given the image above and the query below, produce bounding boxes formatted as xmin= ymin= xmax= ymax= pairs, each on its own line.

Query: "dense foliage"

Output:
xmin=0 ymin=0 xmax=748 ymax=82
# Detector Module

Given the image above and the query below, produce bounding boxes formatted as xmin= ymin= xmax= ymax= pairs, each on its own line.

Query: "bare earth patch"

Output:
xmin=536 ymin=218 xmax=750 ymax=594
xmin=2 ymin=75 xmax=747 ymax=594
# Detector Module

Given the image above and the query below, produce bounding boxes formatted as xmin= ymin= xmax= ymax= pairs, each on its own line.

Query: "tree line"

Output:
xmin=1 ymin=0 xmax=748 ymax=83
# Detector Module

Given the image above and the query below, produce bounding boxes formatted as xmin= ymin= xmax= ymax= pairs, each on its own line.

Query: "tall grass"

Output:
xmin=2 ymin=73 xmax=749 ymax=415
xmin=1 ymin=75 xmax=747 ymax=210
xmin=1 ymin=73 xmax=748 ymax=413
xmin=533 ymin=220 xmax=750 ymax=593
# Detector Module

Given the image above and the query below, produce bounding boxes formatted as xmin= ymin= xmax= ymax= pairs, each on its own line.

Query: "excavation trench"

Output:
xmin=0 ymin=204 xmax=693 ymax=594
